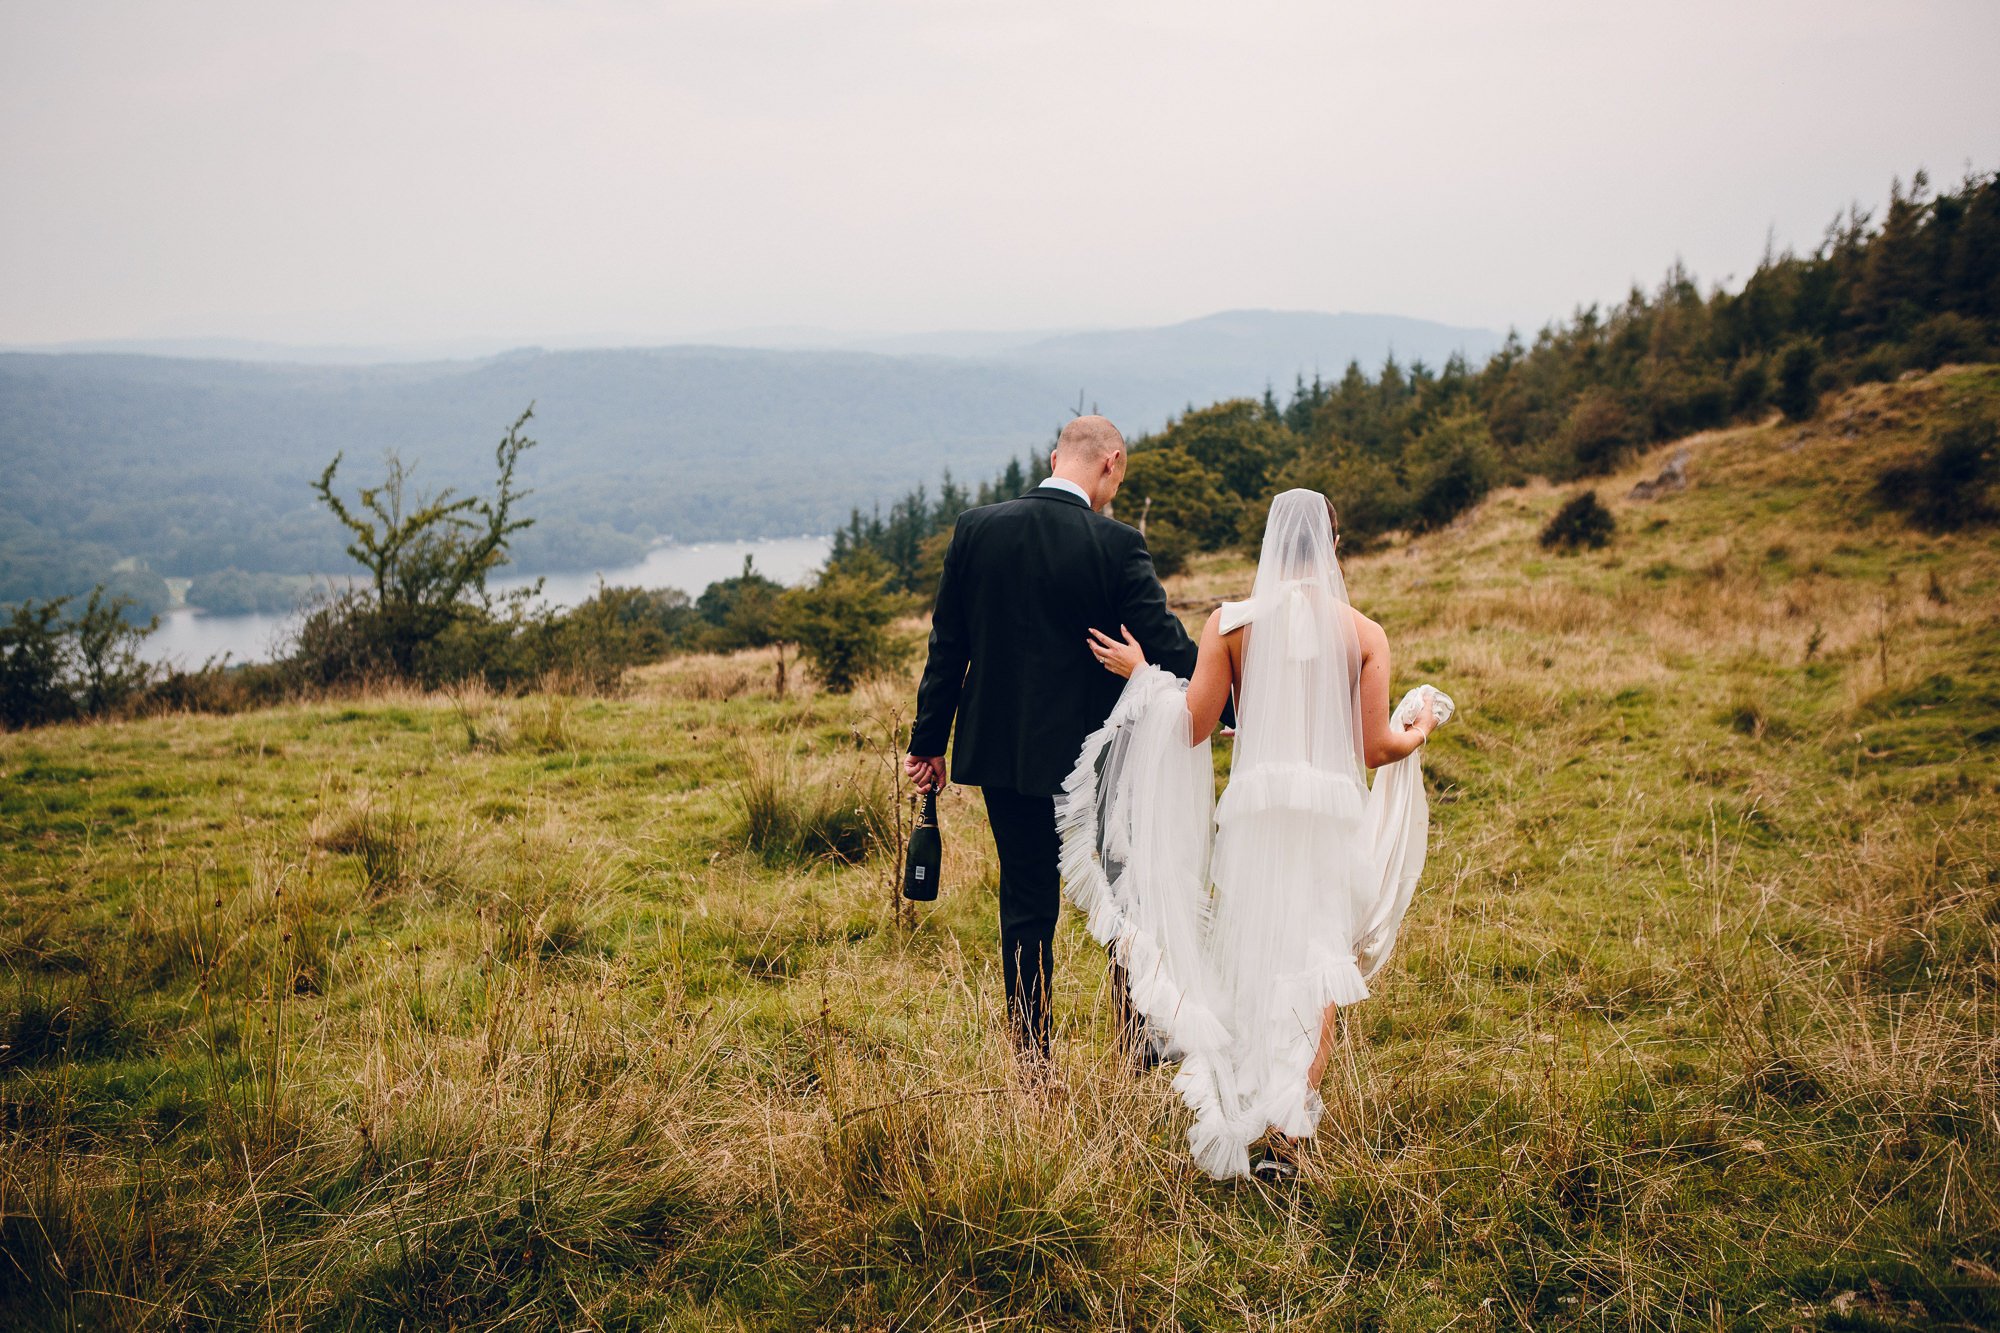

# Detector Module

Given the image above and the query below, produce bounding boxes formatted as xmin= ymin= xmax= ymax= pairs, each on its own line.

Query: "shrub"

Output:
xmin=1540 ymin=490 xmax=1618 ymax=552
xmin=1641 ymin=366 xmax=1728 ymax=439
xmin=527 ymin=583 xmax=694 ymax=692
xmin=65 ymin=587 xmax=154 ymax=716
xmin=0 ymin=599 xmax=74 ymax=728
xmin=1121 ymin=447 xmax=1240 ymax=549
xmin=136 ymin=658 xmax=290 ymax=717
xmin=1851 ymin=347 xmax=1903 ymax=384
xmin=783 ymin=552 xmax=909 ymax=694
xmin=1142 ymin=397 xmax=1294 ymax=500
xmin=1404 ymin=412 xmax=1498 ymax=531
xmin=0 ymin=587 xmax=156 ymax=729
xmin=305 ymin=406 xmax=537 ymax=686
xmin=1552 ymin=388 xmax=1634 ymax=477
xmin=1774 ymin=337 xmax=1823 ymax=421
xmin=1259 ymin=448 xmax=1409 ymax=554
xmin=1875 ymin=407 xmax=1999 ymax=530
xmin=287 ymin=589 xmax=403 ymax=689
xmin=694 ymin=557 xmax=788 ymax=652
xmin=1138 ymin=520 xmax=1192 ymax=578
xmin=1905 ymin=312 xmax=1989 ymax=370
xmin=1729 ymin=358 xmax=1770 ymax=417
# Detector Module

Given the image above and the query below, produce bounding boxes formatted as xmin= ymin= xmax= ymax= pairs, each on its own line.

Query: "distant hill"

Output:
xmin=1001 ymin=309 xmax=1497 ymax=394
xmin=0 ymin=310 xmax=1497 ymax=607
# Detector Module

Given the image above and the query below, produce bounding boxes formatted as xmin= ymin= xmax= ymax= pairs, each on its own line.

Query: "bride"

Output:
xmin=1058 ymin=488 xmax=1451 ymax=1179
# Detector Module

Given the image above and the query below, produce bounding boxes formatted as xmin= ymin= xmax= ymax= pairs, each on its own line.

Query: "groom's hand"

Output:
xmin=904 ymin=754 xmax=947 ymax=792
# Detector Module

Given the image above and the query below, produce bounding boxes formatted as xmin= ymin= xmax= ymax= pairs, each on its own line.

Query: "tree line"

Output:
xmin=831 ymin=167 xmax=1999 ymax=585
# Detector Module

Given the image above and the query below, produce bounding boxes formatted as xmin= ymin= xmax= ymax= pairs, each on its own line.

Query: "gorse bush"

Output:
xmin=1906 ymin=310 xmax=1990 ymax=370
xmin=1729 ymin=357 xmax=1771 ymax=416
xmin=1540 ymin=490 xmax=1618 ymax=552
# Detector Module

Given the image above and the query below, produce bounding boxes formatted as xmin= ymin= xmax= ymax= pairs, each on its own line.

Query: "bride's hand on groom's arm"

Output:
xmin=1087 ymin=625 xmax=1147 ymax=678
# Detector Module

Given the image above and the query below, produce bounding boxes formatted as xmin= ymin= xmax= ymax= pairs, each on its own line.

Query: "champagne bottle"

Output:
xmin=903 ymin=791 xmax=941 ymax=901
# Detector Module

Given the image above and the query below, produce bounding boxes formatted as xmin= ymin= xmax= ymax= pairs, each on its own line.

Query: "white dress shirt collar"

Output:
xmin=1038 ymin=477 xmax=1091 ymax=505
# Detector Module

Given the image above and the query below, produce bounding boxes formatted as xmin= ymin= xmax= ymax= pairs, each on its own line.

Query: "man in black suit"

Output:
xmin=905 ymin=416 xmax=1199 ymax=1061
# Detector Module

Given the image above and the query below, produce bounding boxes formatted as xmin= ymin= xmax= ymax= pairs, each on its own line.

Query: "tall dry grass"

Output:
xmin=2 ymin=368 xmax=1997 ymax=1328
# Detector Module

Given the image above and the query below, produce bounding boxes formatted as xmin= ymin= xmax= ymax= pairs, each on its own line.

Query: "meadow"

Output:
xmin=2 ymin=367 xmax=1996 ymax=1330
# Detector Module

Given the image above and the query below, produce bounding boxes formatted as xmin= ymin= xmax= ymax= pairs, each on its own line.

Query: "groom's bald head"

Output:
xmin=1055 ymin=415 xmax=1124 ymax=464
xmin=1050 ymin=415 xmax=1129 ymax=512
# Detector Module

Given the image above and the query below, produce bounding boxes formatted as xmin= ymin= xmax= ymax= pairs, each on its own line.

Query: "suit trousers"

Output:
xmin=981 ymin=785 xmax=1061 ymax=1058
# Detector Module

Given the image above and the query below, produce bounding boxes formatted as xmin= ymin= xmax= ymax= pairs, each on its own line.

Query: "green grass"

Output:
xmin=2 ymin=367 xmax=1998 ymax=1329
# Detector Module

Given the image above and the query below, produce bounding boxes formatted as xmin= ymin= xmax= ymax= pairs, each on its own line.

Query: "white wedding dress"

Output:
xmin=1057 ymin=490 xmax=1454 ymax=1179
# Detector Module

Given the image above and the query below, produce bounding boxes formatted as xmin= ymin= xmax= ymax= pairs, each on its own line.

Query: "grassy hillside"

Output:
xmin=2 ymin=368 xmax=1996 ymax=1329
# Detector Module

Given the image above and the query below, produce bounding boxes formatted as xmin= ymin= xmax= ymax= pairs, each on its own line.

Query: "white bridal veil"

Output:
xmin=1058 ymin=489 xmax=1454 ymax=1179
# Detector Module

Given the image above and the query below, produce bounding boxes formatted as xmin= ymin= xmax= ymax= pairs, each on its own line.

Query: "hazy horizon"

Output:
xmin=4 ymin=1 xmax=1998 ymax=351
xmin=0 ymin=305 xmax=1500 ymax=366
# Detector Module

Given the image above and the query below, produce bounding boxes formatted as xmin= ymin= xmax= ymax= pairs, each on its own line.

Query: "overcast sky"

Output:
xmin=3 ymin=0 xmax=1997 ymax=348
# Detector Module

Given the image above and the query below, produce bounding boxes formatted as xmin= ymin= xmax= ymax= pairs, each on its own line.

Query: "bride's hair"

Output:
xmin=1276 ymin=491 xmax=1341 ymax=578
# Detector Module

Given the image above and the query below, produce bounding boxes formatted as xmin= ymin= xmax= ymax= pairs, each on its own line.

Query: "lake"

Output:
xmin=141 ymin=535 xmax=833 ymax=667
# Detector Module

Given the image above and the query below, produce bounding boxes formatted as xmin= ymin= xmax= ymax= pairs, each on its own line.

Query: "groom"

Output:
xmin=905 ymin=416 xmax=1199 ymax=1061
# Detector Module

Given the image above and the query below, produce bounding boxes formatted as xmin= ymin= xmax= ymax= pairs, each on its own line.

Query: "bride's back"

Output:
xmin=1220 ymin=493 xmax=1368 ymax=811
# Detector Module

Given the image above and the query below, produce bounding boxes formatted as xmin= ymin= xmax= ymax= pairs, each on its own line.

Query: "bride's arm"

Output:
xmin=1087 ymin=611 xmax=1235 ymax=744
xmin=1355 ymin=613 xmax=1436 ymax=767
xmin=1183 ymin=613 xmax=1234 ymax=740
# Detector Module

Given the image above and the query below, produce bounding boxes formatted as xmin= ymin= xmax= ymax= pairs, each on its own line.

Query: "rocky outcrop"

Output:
xmin=1629 ymin=447 xmax=1690 ymax=500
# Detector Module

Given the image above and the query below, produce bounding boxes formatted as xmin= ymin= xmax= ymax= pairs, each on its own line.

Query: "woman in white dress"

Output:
xmin=1062 ymin=489 xmax=1447 ymax=1179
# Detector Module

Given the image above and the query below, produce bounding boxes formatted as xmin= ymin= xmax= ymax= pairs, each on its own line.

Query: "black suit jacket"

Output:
xmin=910 ymin=486 xmax=1199 ymax=797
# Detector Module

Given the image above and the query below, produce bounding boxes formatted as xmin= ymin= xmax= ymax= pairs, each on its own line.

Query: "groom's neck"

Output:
xmin=1050 ymin=464 xmax=1107 ymax=510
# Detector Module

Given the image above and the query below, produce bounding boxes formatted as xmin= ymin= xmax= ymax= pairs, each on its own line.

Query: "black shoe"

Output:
xmin=1253 ymin=1132 xmax=1301 ymax=1182
xmin=1252 ymin=1155 xmax=1298 ymax=1182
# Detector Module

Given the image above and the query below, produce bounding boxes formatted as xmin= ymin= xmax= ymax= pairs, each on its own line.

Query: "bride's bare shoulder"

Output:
xmin=1347 ymin=605 xmax=1388 ymax=648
